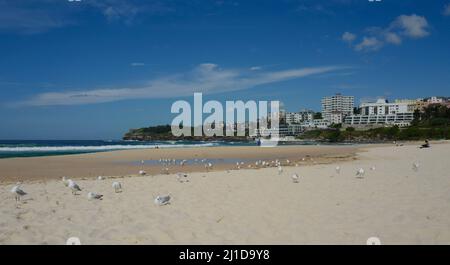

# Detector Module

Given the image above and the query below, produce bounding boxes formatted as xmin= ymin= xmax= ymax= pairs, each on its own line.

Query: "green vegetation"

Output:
xmin=298 ymin=104 xmax=450 ymax=142
xmin=123 ymin=124 xmax=250 ymax=141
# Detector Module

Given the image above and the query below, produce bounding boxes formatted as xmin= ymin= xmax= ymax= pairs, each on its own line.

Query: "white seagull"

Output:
xmin=291 ymin=173 xmax=300 ymax=183
xmin=87 ymin=192 xmax=103 ymax=200
xmin=154 ymin=194 xmax=171 ymax=206
xmin=112 ymin=181 xmax=122 ymax=193
xmin=335 ymin=166 xmax=341 ymax=174
xmin=68 ymin=179 xmax=82 ymax=195
xmin=412 ymin=162 xmax=420 ymax=172
xmin=11 ymin=183 xmax=27 ymax=202
xmin=139 ymin=170 xmax=147 ymax=176
xmin=278 ymin=165 xmax=283 ymax=175
xmin=356 ymin=168 xmax=365 ymax=177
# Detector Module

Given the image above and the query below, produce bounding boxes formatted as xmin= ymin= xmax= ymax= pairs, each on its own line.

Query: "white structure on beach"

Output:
xmin=344 ymin=98 xmax=414 ymax=127
xmin=321 ymin=93 xmax=354 ymax=123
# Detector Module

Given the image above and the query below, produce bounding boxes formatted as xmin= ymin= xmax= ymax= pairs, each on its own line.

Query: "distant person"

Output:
xmin=420 ymin=140 xmax=430 ymax=149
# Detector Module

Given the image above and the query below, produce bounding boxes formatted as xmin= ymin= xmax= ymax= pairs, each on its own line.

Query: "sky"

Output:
xmin=0 ymin=0 xmax=450 ymax=140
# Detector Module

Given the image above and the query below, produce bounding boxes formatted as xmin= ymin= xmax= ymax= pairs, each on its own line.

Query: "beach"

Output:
xmin=1 ymin=142 xmax=450 ymax=244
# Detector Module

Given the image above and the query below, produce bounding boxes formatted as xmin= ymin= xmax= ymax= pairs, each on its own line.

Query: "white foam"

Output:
xmin=0 ymin=143 xmax=217 ymax=152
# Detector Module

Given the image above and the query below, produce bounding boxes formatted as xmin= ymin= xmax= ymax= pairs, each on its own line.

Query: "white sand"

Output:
xmin=1 ymin=142 xmax=450 ymax=244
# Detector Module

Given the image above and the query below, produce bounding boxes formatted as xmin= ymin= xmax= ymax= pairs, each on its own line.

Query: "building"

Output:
xmin=344 ymin=98 xmax=414 ymax=127
xmin=285 ymin=112 xmax=303 ymax=125
xmin=285 ymin=109 xmax=314 ymax=125
xmin=321 ymin=93 xmax=354 ymax=123
xmin=329 ymin=111 xmax=344 ymax=124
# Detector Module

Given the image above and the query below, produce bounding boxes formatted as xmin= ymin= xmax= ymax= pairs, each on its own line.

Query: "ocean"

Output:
xmin=0 ymin=140 xmax=255 ymax=159
xmin=0 ymin=139 xmax=353 ymax=159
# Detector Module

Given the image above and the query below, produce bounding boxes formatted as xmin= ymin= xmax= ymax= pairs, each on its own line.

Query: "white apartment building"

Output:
xmin=285 ymin=109 xmax=314 ymax=124
xmin=344 ymin=98 xmax=414 ymax=127
xmin=321 ymin=94 xmax=354 ymax=123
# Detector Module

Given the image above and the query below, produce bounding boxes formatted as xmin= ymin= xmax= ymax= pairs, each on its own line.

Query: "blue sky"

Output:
xmin=0 ymin=0 xmax=449 ymax=139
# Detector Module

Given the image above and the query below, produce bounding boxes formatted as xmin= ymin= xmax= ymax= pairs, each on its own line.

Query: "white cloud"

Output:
xmin=18 ymin=64 xmax=349 ymax=106
xmin=384 ymin=32 xmax=402 ymax=45
xmin=391 ymin=14 xmax=429 ymax=38
xmin=354 ymin=37 xmax=383 ymax=52
xmin=342 ymin=32 xmax=356 ymax=43
xmin=345 ymin=14 xmax=430 ymax=52
xmin=131 ymin=62 xmax=145 ymax=67
xmin=250 ymin=66 xmax=262 ymax=71
xmin=443 ymin=3 xmax=450 ymax=16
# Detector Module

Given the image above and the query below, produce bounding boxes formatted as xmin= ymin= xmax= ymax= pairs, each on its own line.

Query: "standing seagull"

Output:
xmin=412 ymin=162 xmax=420 ymax=172
xmin=139 ymin=170 xmax=147 ymax=176
xmin=291 ymin=173 xmax=300 ymax=183
xmin=112 ymin=182 xmax=122 ymax=193
xmin=356 ymin=168 xmax=365 ymax=177
xmin=154 ymin=194 xmax=171 ymax=206
xmin=335 ymin=166 xmax=341 ymax=174
xmin=68 ymin=179 xmax=82 ymax=195
xmin=11 ymin=183 xmax=27 ymax=202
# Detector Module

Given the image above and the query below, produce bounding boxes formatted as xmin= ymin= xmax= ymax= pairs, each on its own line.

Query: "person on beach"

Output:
xmin=420 ymin=139 xmax=430 ymax=149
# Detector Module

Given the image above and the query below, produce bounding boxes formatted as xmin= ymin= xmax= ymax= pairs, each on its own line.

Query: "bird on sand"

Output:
xmin=356 ymin=168 xmax=365 ymax=177
xmin=412 ymin=162 xmax=420 ymax=172
xmin=87 ymin=192 xmax=103 ymax=200
xmin=112 ymin=182 xmax=122 ymax=193
xmin=68 ymin=179 xmax=82 ymax=195
xmin=154 ymin=194 xmax=171 ymax=206
xmin=291 ymin=173 xmax=300 ymax=183
xmin=335 ymin=166 xmax=341 ymax=174
xmin=11 ymin=183 xmax=27 ymax=202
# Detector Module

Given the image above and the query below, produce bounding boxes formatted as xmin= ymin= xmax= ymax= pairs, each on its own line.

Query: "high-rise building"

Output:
xmin=321 ymin=93 xmax=354 ymax=123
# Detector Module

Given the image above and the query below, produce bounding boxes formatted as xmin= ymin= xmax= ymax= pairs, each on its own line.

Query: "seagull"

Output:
xmin=139 ymin=170 xmax=147 ymax=176
xmin=87 ymin=192 xmax=103 ymax=200
xmin=356 ymin=168 xmax=365 ymax=177
xmin=62 ymin=176 xmax=69 ymax=187
xmin=68 ymin=179 xmax=82 ymax=195
xmin=291 ymin=173 xmax=300 ymax=183
xmin=335 ymin=166 xmax=341 ymax=174
xmin=370 ymin=166 xmax=376 ymax=171
xmin=11 ymin=183 xmax=27 ymax=202
xmin=162 ymin=167 xmax=169 ymax=174
xmin=176 ymin=172 xmax=188 ymax=183
xmin=180 ymin=159 xmax=187 ymax=166
xmin=112 ymin=182 xmax=122 ymax=193
xmin=412 ymin=162 xmax=420 ymax=172
xmin=97 ymin=176 xmax=104 ymax=180
xmin=205 ymin=162 xmax=213 ymax=172
xmin=154 ymin=194 xmax=171 ymax=206
xmin=278 ymin=165 xmax=283 ymax=175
